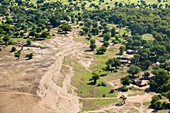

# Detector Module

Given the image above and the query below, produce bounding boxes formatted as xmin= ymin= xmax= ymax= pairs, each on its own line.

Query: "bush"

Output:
xmin=98 ymin=82 xmax=106 ymax=87
xmin=109 ymin=89 xmax=114 ymax=93
xmin=10 ymin=46 xmax=16 ymax=52
xmin=15 ymin=51 xmax=21 ymax=58
xmin=97 ymin=46 xmax=107 ymax=54
xmin=121 ymin=76 xmax=132 ymax=85
xmin=26 ymin=53 xmax=33 ymax=59
xmin=103 ymin=41 xmax=109 ymax=47
xmin=120 ymin=86 xmax=128 ymax=92
xmin=26 ymin=39 xmax=31 ymax=46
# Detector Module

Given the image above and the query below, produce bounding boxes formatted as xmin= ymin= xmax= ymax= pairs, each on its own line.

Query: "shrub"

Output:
xmin=109 ymin=89 xmax=114 ymax=93
xmin=121 ymin=86 xmax=128 ymax=92
xmin=26 ymin=53 xmax=33 ymax=59
xmin=121 ymin=76 xmax=132 ymax=85
xmin=10 ymin=46 xmax=16 ymax=52
xmin=15 ymin=51 xmax=21 ymax=58
xmin=97 ymin=46 xmax=107 ymax=54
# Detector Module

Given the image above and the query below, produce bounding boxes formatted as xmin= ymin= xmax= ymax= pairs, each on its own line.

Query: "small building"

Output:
xmin=132 ymin=79 xmax=148 ymax=87
xmin=126 ymin=49 xmax=136 ymax=54
xmin=29 ymin=36 xmax=36 ymax=39
xmin=118 ymin=56 xmax=129 ymax=60
xmin=118 ymin=56 xmax=130 ymax=64
xmin=57 ymin=30 xmax=66 ymax=34
xmin=60 ymin=20 xmax=67 ymax=23
xmin=156 ymin=62 xmax=161 ymax=67
xmin=166 ymin=59 xmax=170 ymax=63
xmin=120 ymin=60 xmax=130 ymax=64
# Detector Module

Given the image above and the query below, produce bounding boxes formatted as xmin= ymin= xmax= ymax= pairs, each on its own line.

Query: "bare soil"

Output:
xmin=0 ymin=27 xmax=88 ymax=113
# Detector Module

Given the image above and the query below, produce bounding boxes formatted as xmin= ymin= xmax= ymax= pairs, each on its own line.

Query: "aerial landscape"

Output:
xmin=0 ymin=0 xmax=170 ymax=113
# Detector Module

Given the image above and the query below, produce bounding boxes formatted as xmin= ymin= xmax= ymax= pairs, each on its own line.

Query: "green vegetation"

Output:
xmin=80 ymin=98 xmax=116 ymax=111
xmin=1 ymin=0 xmax=170 ymax=112
xmin=10 ymin=46 xmax=17 ymax=52
xmin=121 ymin=76 xmax=132 ymax=86
xmin=66 ymin=56 xmax=117 ymax=98
xmin=26 ymin=53 xmax=33 ymax=60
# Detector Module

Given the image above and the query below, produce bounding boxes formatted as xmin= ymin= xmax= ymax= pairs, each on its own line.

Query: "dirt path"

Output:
xmin=88 ymin=92 xmax=153 ymax=113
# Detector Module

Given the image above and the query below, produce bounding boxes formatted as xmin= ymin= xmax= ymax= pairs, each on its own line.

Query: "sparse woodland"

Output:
xmin=0 ymin=0 xmax=170 ymax=112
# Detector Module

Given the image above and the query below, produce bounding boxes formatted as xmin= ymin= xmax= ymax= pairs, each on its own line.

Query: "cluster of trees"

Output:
xmin=150 ymin=94 xmax=170 ymax=110
xmin=0 ymin=0 xmax=73 ymax=46
xmin=105 ymin=58 xmax=121 ymax=72
xmin=150 ymin=69 xmax=169 ymax=91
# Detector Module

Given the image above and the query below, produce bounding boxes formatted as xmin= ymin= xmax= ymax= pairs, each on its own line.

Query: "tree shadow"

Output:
xmin=116 ymin=53 xmax=122 ymax=55
xmin=100 ymin=73 xmax=107 ymax=77
xmin=100 ymin=40 xmax=104 ymax=43
xmin=84 ymin=49 xmax=93 ymax=52
xmin=95 ymin=52 xmax=104 ymax=55
xmin=87 ymin=81 xmax=96 ymax=85
xmin=115 ymin=87 xmax=128 ymax=92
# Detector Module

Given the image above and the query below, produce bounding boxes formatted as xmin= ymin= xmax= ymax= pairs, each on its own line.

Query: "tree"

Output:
xmin=150 ymin=95 xmax=162 ymax=109
xmin=128 ymin=65 xmax=141 ymax=76
xmin=131 ymin=54 xmax=140 ymax=64
xmin=10 ymin=46 xmax=16 ymax=52
xmin=3 ymin=35 xmax=13 ymax=45
xmin=90 ymin=44 xmax=96 ymax=51
xmin=151 ymin=45 xmax=166 ymax=58
xmin=103 ymin=41 xmax=109 ymax=47
xmin=121 ymin=76 xmax=131 ymax=85
xmin=112 ymin=58 xmax=121 ymax=69
xmin=153 ymin=69 xmax=169 ymax=86
xmin=41 ymin=32 xmax=51 ymax=39
xmin=115 ymin=2 xmax=118 ymax=7
xmin=26 ymin=39 xmax=31 ymax=46
xmin=15 ymin=51 xmax=21 ymax=59
xmin=159 ymin=56 xmax=166 ymax=63
xmin=97 ymin=46 xmax=107 ymax=54
xmin=166 ymin=90 xmax=170 ymax=101
xmin=92 ymin=72 xmax=100 ymax=84
xmin=119 ymin=95 xmax=127 ymax=104
xmin=103 ymin=33 xmax=111 ymax=41
xmin=142 ymin=53 xmax=148 ymax=60
xmin=111 ymin=27 xmax=116 ymax=37
xmin=90 ymin=39 xmax=96 ymax=51
xmin=60 ymin=23 xmax=71 ymax=33
xmin=119 ymin=46 xmax=125 ymax=55
xmin=144 ymin=72 xmax=150 ymax=79
xmin=82 ymin=27 xmax=89 ymax=34
xmin=144 ymin=60 xmax=151 ymax=70
xmin=106 ymin=59 xmax=114 ymax=71
xmin=91 ymin=28 xmax=99 ymax=35
xmin=26 ymin=53 xmax=33 ymax=59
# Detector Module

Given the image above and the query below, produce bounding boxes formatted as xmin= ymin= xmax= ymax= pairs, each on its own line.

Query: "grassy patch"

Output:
xmin=80 ymin=98 xmax=116 ymax=111
xmin=71 ymin=58 xmax=117 ymax=98
xmin=142 ymin=34 xmax=155 ymax=41
xmin=143 ymin=101 xmax=150 ymax=107
xmin=127 ymin=87 xmax=145 ymax=96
